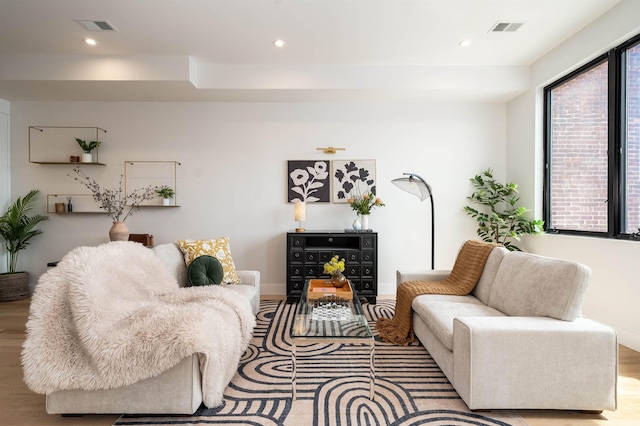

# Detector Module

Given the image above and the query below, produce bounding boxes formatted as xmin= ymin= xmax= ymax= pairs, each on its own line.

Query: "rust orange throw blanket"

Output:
xmin=376 ymin=240 xmax=498 ymax=345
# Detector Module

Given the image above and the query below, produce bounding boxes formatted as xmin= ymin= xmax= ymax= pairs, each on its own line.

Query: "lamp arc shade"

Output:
xmin=392 ymin=173 xmax=435 ymax=269
xmin=391 ymin=173 xmax=432 ymax=201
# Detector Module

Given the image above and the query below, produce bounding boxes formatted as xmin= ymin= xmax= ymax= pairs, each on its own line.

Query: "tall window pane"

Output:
xmin=549 ymin=61 xmax=609 ymax=232
xmin=625 ymin=42 xmax=640 ymax=234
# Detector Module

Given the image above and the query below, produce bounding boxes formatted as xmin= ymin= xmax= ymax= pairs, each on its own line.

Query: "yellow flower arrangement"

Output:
xmin=323 ymin=255 xmax=345 ymax=275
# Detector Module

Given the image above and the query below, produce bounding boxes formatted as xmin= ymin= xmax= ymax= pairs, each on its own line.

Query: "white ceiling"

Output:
xmin=0 ymin=0 xmax=621 ymax=102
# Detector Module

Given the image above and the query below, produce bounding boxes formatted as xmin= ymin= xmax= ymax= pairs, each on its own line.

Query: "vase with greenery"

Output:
xmin=347 ymin=191 xmax=385 ymax=215
xmin=463 ymin=168 xmax=544 ymax=251
xmin=0 ymin=190 xmax=48 ymax=301
xmin=347 ymin=191 xmax=385 ymax=230
xmin=75 ymin=138 xmax=101 ymax=162
xmin=155 ymin=186 xmax=175 ymax=206
xmin=70 ymin=167 xmax=156 ymax=241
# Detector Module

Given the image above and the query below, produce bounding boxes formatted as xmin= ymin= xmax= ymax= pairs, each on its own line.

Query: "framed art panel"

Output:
xmin=332 ymin=159 xmax=377 ymax=203
xmin=287 ymin=160 xmax=330 ymax=203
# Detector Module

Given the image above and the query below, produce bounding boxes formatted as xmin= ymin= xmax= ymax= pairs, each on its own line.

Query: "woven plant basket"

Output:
xmin=0 ymin=272 xmax=30 ymax=302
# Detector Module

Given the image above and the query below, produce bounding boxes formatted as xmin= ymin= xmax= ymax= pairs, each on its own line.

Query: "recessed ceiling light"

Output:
xmin=273 ymin=39 xmax=285 ymax=48
xmin=84 ymin=38 xmax=97 ymax=46
xmin=459 ymin=40 xmax=471 ymax=48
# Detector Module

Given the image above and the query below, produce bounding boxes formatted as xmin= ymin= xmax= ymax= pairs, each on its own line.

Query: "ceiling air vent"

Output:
xmin=490 ymin=22 xmax=524 ymax=32
xmin=75 ymin=19 xmax=117 ymax=31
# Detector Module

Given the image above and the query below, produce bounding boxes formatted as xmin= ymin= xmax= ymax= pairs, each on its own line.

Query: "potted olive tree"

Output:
xmin=0 ymin=190 xmax=48 ymax=301
xmin=464 ymin=168 xmax=543 ymax=251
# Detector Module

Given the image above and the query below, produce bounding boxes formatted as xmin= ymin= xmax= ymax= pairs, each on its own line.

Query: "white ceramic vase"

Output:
xmin=81 ymin=153 xmax=93 ymax=163
xmin=352 ymin=218 xmax=361 ymax=230
xmin=162 ymin=198 xmax=171 ymax=206
xmin=360 ymin=214 xmax=370 ymax=230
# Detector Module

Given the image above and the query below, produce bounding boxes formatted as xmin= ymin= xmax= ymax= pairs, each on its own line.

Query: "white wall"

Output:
xmin=508 ymin=0 xmax=640 ymax=351
xmin=0 ymin=99 xmax=9 ymax=272
xmin=10 ymin=100 xmax=506 ymax=296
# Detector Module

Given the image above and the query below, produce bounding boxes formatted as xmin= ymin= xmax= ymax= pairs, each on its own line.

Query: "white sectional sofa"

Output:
xmin=397 ymin=245 xmax=617 ymax=412
xmin=45 ymin=242 xmax=260 ymax=415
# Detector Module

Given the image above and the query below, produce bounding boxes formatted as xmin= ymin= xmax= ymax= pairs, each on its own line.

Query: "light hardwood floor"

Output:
xmin=2 ymin=298 xmax=638 ymax=426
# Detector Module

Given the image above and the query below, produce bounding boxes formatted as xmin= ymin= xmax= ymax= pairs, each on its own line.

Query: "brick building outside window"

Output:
xmin=545 ymin=35 xmax=640 ymax=238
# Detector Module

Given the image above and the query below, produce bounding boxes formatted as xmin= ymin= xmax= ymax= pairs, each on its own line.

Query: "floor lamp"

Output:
xmin=391 ymin=173 xmax=435 ymax=270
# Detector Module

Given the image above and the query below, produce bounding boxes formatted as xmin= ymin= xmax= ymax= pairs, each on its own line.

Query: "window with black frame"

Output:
xmin=544 ymin=33 xmax=640 ymax=239
xmin=622 ymin=40 xmax=640 ymax=235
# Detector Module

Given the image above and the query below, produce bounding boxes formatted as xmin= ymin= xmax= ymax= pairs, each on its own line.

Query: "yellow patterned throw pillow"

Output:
xmin=177 ymin=237 xmax=241 ymax=284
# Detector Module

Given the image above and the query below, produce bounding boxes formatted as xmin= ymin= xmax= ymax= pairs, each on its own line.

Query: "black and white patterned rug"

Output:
xmin=115 ymin=300 xmax=526 ymax=425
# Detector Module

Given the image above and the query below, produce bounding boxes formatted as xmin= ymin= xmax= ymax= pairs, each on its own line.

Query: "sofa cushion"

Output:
xmin=177 ymin=237 xmax=241 ymax=284
xmin=152 ymin=243 xmax=188 ymax=287
xmin=471 ymin=246 xmax=509 ymax=305
xmin=412 ymin=294 xmax=485 ymax=305
xmin=187 ymin=255 xmax=224 ymax=286
xmin=412 ymin=297 xmax=505 ymax=350
xmin=488 ymin=252 xmax=591 ymax=321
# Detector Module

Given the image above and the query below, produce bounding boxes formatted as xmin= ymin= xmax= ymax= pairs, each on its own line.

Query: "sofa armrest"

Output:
xmin=232 ymin=270 xmax=260 ymax=315
xmin=396 ymin=269 xmax=450 ymax=286
xmin=453 ymin=316 xmax=617 ymax=411
xmin=236 ymin=270 xmax=260 ymax=288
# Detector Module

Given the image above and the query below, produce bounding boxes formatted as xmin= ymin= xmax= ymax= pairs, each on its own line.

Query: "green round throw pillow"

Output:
xmin=187 ymin=255 xmax=224 ymax=286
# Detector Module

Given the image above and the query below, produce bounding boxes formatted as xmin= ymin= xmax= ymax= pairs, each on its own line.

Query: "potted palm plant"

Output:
xmin=0 ymin=190 xmax=48 ymax=301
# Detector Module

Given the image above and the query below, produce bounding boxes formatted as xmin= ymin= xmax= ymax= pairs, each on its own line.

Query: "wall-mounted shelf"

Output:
xmin=29 ymin=126 xmax=106 ymax=165
xmin=35 ymin=161 xmax=106 ymax=165
xmin=125 ymin=161 xmax=181 ymax=207
xmin=46 ymin=194 xmax=105 ymax=214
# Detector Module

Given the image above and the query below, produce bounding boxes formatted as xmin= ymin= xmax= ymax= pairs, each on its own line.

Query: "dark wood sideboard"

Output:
xmin=286 ymin=231 xmax=377 ymax=303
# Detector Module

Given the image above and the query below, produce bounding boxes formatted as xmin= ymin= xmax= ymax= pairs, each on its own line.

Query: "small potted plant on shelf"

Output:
xmin=75 ymin=138 xmax=101 ymax=163
xmin=0 ymin=190 xmax=48 ymax=301
xmin=155 ymin=186 xmax=175 ymax=206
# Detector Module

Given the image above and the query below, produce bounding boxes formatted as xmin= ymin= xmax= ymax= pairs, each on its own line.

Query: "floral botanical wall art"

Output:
xmin=287 ymin=160 xmax=330 ymax=202
xmin=332 ymin=160 xmax=377 ymax=203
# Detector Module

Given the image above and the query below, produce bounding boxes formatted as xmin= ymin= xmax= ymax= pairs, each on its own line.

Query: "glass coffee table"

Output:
xmin=290 ymin=279 xmax=375 ymax=400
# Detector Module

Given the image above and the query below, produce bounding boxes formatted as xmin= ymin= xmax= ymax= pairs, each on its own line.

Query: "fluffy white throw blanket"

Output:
xmin=22 ymin=241 xmax=255 ymax=408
